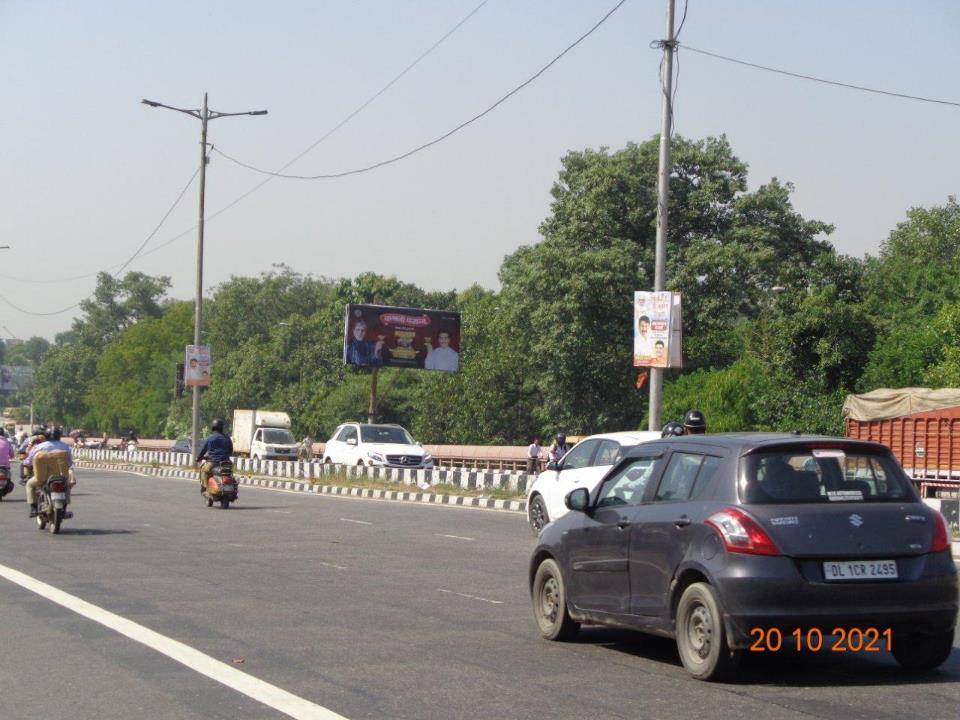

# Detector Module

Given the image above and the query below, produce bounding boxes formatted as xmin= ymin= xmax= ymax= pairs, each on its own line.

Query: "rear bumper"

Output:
xmin=712 ymin=552 xmax=959 ymax=648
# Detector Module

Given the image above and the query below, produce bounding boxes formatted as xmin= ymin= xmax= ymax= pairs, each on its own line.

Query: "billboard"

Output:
xmin=633 ymin=291 xmax=682 ymax=369
xmin=185 ymin=345 xmax=212 ymax=387
xmin=343 ymin=304 xmax=461 ymax=372
xmin=0 ymin=365 xmax=34 ymax=393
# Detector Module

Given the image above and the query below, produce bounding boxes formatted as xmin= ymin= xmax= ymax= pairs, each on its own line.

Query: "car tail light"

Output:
xmin=49 ymin=479 xmax=67 ymax=493
xmin=706 ymin=507 xmax=781 ymax=556
xmin=931 ymin=511 xmax=951 ymax=553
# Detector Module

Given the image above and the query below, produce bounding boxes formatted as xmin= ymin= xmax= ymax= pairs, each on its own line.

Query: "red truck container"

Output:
xmin=844 ymin=388 xmax=960 ymax=498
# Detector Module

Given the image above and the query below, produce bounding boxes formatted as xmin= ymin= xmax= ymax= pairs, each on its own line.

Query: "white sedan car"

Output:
xmin=526 ymin=430 xmax=661 ymax=534
xmin=322 ymin=423 xmax=434 ymax=470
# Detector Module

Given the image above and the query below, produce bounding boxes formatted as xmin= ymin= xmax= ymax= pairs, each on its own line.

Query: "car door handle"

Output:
xmin=617 ymin=520 xmax=631 ymax=530
xmin=674 ymin=516 xmax=691 ymax=528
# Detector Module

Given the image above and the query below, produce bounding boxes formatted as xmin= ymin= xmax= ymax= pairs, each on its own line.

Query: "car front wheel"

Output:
xmin=891 ymin=630 xmax=954 ymax=670
xmin=675 ymin=582 xmax=741 ymax=681
xmin=528 ymin=494 xmax=549 ymax=536
xmin=532 ymin=558 xmax=579 ymax=641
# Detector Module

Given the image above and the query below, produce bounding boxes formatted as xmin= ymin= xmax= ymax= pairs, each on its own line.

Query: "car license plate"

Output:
xmin=50 ymin=492 xmax=67 ymax=501
xmin=823 ymin=560 xmax=898 ymax=581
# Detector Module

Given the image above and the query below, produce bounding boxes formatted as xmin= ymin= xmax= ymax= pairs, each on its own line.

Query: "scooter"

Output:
xmin=203 ymin=460 xmax=238 ymax=509
xmin=36 ymin=474 xmax=71 ymax=534
xmin=0 ymin=466 xmax=13 ymax=501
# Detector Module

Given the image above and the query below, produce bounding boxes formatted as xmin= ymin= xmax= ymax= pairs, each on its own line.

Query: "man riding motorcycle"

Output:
xmin=0 ymin=429 xmax=15 ymax=498
xmin=23 ymin=426 xmax=74 ymax=519
xmin=196 ymin=418 xmax=234 ymax=493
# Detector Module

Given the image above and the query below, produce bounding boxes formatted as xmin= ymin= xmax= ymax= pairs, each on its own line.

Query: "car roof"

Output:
xmin=622 ymin=432 xmax=890 ymax=458
xmin=580 ymin=430 xmax=663 ymax=444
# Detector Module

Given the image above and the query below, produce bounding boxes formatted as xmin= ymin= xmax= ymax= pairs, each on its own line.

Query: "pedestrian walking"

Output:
xmin=526 ymin=436 xmax=542 ymax=474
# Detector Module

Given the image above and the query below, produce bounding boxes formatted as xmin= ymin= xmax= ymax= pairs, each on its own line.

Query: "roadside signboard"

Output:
xmin=343 ymin=303 xmax=461 ymax=372
xmin=633 ymin=291 xmax=682 ymax=369
xmin=0 ymin=365 xmax=34 ymax=393
xmin=184 ymin=345 xmax=211 ymax=387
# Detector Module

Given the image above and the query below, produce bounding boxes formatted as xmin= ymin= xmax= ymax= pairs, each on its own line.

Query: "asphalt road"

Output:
xmin=0 ymin=467 xmax=957 ymax=720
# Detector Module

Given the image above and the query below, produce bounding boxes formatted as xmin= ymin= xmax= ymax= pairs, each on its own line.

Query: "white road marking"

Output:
xmin=266 ymin=509 xmax=292 ymax=515
xmin=339 ymin=518 xmax=372 ymax=525
xmin=318 ymin=561 xmax=347 ymax=570
xmin=434 ymin=533 xmax=475 ymax=541
xmin=437 ymin=588 xmax=504 ymax=605
xmin=0 ymin=562 xmax=349 ymax=720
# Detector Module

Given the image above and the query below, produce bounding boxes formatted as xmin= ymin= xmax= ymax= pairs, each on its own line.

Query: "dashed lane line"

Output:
xmin=0 ymin=562 xmax=349 ymax=720
xmin=339 ymin=518 xmax=372 ymax=526
xmin=437 ymin=588 xmax=504 ymax=605
xmin=435 ymin=533 xmax=475 ymax=541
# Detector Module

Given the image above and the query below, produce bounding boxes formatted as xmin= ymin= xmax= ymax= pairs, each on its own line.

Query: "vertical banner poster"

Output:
xmin=184 ymin=345 xmax=212 ymax=387
xmin=343 ymin=304 xmax=462 ymax=372
xmin=633 ymin=291 xmax=682 ymax=369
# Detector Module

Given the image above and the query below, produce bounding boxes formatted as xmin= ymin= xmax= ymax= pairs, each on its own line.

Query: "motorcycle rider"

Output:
xmin=196 ymin=418 xmax=234 ymax=493
xmin=0 ymin=429 xmax=14 ymax=490
xmin=661 ymin=420 xmax=686 ymax=438
xmin=23 ymin=426 xmax=74 ymax=519
xmin=548 ymin=433 xmax=570 ymax=463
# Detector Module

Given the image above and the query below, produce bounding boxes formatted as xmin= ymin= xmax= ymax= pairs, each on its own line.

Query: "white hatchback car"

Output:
xmin=322 ymin=423 xmax=434 ymax=470
xmin=526 ymin=430 xmax=661 ymax=534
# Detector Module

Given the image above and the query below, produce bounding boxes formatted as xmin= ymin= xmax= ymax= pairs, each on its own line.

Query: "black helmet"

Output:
xmin=661 ymin=421 xmax=686 ymax=438
xmin=555 ymin=433 xmax=566 ymax=444
xmin=211 ymin=418 xmax=225 ymax=433
xmin=50 ymin=426 xmax=62 ymax=441
xmin=0 ymin=428 xmax=6 ymax=438
xmin=683 ymin=409 xmax=707 ymax=434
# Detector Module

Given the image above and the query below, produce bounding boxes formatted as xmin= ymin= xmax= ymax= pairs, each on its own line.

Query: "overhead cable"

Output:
xmin=681 ymin=44 xmax=960 ymax=109
xmin=212 ymin=0 xmax=630 ymax=180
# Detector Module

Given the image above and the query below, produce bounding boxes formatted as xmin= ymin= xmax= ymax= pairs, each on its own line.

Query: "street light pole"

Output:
xmin=648 ymin=0 xmax=675 ymax=432
xmin=142 ymin=94 xmax=267 ymax=459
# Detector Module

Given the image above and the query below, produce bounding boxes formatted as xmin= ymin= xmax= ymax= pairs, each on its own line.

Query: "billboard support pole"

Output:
xmin=367 ymin=367 xmax=379 ymax=424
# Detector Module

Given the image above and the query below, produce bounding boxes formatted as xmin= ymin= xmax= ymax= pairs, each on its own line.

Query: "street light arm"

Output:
xmin=141 ymin=99 xmax=201 ymax=118
xmin=208 ymin=109 xmax=269 ymax=120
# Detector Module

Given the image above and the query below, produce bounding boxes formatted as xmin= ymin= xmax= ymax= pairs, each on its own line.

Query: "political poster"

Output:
xmin=184 ymin=345 xmax=212 ymax=387
xmin=0 ymin=365 xmax=33 ymax=393
xmin=633 ymin=291 xmax=682 ymax=369
xmin=343 ymin=304 xmax=461 ymax=372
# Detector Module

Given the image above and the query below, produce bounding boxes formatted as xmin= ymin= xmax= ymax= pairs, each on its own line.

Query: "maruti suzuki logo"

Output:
xmin=849 ymin=514 xmax=864 ymax=528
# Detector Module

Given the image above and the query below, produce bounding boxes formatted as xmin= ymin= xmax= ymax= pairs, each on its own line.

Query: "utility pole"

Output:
xmin=367 ymin=368 xmax=379 ymax=425
xmin=648 ymin=0 xmax=675 ymax=432
xmin=142 ymin=94 xmax=267 ymax=458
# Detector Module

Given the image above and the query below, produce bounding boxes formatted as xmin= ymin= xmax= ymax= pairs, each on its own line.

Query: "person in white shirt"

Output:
xmin=23 ymin=427 xmax=74 ymax=519
xmin=526 ymin=436 xmax=542 ymax=474
xmin=424 ymin=331 xmax=459 ymax=372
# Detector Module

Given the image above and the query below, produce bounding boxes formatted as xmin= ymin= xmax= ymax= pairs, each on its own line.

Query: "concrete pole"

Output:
xmin=648 ymin=0 xmax=675 ymax=432
xmin=367 ymin=367 xmax=379 ymax=425
xmin=191 ymin=93 xmax=209 ymax=461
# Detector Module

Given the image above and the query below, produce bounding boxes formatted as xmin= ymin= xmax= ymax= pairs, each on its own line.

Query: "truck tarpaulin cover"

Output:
xmin=343 ymin=304 xmax=461 ymax=372
xmin=842 ymin=387 xmax=960 ymax=422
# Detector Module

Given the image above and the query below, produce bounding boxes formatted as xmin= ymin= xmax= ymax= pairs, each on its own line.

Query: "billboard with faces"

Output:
xmin=343 ymin=304 xmax=461 ymax=372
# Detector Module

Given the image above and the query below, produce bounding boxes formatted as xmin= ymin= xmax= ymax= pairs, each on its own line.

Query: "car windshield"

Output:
xmin=263 ymin=429 xmax=295 ymax=445
xmin=742 ymin=450 xmax=913 ymax=504
xmin=360 ymin=425 xmax=415 ymax=445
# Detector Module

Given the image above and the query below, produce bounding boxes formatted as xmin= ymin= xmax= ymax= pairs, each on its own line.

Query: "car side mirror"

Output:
xmin=546 ymin=460 xmax=559 ymax=472
xmin=347 ymin=438 xmax=357 ymax=446
xmin=565 ymin=487 xmax=590 ymax=512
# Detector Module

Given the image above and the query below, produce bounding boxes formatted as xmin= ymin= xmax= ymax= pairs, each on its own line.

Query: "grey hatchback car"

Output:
xmin=529 ymin=434 xmax=958 ymax=680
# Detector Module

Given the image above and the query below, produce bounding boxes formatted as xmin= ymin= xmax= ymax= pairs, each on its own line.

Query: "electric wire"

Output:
xmin=680 ymin=44 xmax=960 ymax=108
xmin=211 ymin=0 xmax=630 ymax=180
xmin=0 ymin=167 xmax=200 ymax=316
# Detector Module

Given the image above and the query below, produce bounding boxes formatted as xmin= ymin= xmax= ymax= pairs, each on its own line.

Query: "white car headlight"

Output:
xmin=367 ymin=451 xmax=385 ymax=462
xmin=422 ymin=454 xmax=433 ymax=463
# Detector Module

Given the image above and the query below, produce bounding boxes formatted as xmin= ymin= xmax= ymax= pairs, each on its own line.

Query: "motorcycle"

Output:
xmin=0 ymin=466 xmax=13 ymax=501
xmin=203 ymin=460 xmax=238 ymax=509
xmin=36 ymin=474 xmax=71 ymax=534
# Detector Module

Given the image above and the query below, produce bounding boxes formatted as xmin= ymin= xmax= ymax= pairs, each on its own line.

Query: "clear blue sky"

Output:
xmin=2 ymin=0 xmax=958 ymax=339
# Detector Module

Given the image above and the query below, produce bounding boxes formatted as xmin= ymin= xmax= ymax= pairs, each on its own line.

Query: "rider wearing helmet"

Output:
xmin=683 ymin=409 xmax=707 ymax=435
xmin=661 ymin=420 xmax=686 ymax=438
xmin=23 ymin=426 xmax=73 ymax=519
xmin=548 ymin=433 xmax=570 ymax=463
xmin=196 ymin=418 xmax=234 ymax=492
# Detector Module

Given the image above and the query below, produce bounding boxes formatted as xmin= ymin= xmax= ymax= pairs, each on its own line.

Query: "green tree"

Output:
xmin=4 ymin=336 xmax=51 ymax=367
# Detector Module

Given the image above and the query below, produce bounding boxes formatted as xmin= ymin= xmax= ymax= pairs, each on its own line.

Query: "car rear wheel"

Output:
xmin=532 ymin=558 xmax=579 ymax=641
xmin=675 ymin=582 xmax=741 ymax=681
xmin=891 ymin=630 xmax=954 ymax=670
xmin=528 ymin=494 xmax=549 ymax=536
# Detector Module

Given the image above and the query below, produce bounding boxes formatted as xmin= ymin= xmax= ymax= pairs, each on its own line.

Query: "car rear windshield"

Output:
xmin=742 ymin=450 xmax=913 ymax=504
xmin=361 ymin=426 xmax=414 ymax=445
xmin=263 ymin=429 xmax=295 ymax=445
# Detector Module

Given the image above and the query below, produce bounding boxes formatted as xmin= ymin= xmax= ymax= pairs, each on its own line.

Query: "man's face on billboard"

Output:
xmin=639 ymin=319 xmax=650 ymax=335
xmin=189 ymin=359 xmax=198 ymax=369
xmin=353 ymin=323 xmax=366 ymax=341
xmin=438 ymin=332 xmax=450 ymax=347
xmin=654 ymin=342 xmax=665 ymax=359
